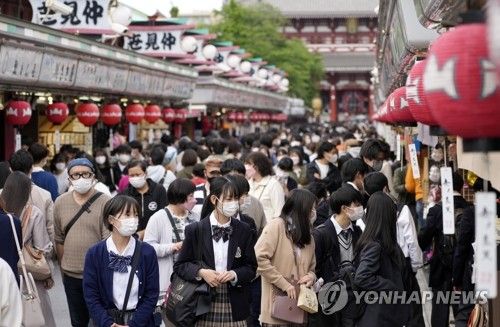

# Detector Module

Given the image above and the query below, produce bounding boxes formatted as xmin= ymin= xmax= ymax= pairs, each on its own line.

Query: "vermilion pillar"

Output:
xmin=329 ymin=86 xmax=337 ymax=122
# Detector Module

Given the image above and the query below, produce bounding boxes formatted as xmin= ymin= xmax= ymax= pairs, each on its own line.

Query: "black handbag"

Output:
xmin=164 ymin=222 xmax=211 ymax=327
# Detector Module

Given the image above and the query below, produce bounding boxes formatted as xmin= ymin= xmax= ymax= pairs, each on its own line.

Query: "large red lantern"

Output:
xmin=236 ymin=112 xmax=245 ymax=123
xmin=175 ymin=109 xmax=188 ymax=124
xmin=406 ymin=60 xmax=437 ymax=125
xmin=249 ymin=112 xmax=259 ymax=123
xmin=76 ymin=103 xmax=99 ymax=126
xmin=228 ymin=112 xmax=237 ymax=122
xmin=101 ymin=104 xmax=122 ymax=126
xmin=46 ymin=102 xmax=69 ymax=125
xmin=162 ymin=108 xmax=176 ymax=123
xmin=5 ymin=101 xmax=32 ymax=126
xmin=388 ymin=87 xmax=415 ymax=125
xmin=424 ymin=23 xmax=500 ymax=138
xmin=144 ymin=104 xmax=161 ymax=124
xmin=125 ymin=103 xmax=145 ymax=124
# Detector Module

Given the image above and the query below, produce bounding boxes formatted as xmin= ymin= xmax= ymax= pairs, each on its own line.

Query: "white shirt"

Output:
xmin=396 ymin=205 xmax=423 ymax=271
xmin=347 ymin=181 xmax=360 ymax=192
xmin=209 ymin=213 xmax=230 ymax=273
xmin=330 ymin=215 xmax=354 ymax=235
xmin=106 ymin=236 xmax=139 ymax=310
xmin=0 ymin=258 xmax=22 ymax=327
xmin=316 ymin=160 xmax=330 ymax=179
xmin=248 ymin=176 xmax=285 ymax=222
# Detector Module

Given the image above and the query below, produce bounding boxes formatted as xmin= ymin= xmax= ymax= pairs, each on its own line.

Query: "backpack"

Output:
xmin=438 ymin=206 xmax=464 ymax=266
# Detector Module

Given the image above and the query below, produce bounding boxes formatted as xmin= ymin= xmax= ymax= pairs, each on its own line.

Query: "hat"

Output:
xmin=67 ymin=158 xmax=95 ymax=174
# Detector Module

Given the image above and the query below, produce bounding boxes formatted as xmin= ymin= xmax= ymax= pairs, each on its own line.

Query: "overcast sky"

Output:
xmin=171 ymin=0 xmax=224 ymax=14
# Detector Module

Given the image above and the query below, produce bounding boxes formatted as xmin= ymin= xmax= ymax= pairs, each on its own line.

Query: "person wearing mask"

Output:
xmin=0 ymin=257 xmax=22 ymax=326
xmin=74 ymin=153 xmax=112 ymax=197
xmin=176 ymin=149 xmax=198 ymax=179
xmin=160 ymin=134 xmax=178 ymax=168
xmin=255 ymin=189 xmax=317 ymax=327
xmin=191 ymin=163 xmax=206 ymax=186
xmin=124 ymin=160 xmax=167 ymax=240
xmin=245 ymin=152 xmax=285 ymax=223
xmin=418 ymin=172 xmax=470 ymax=327
xmin=10 ymin=150 xmax=55 ymax=257
xmin=173 ymin=177 xmax=257 ymax=326
xmin=112 ymin=144 xmax=132 ymax=190
xmin=221 ymin=159 xmax=266 ymax=237
xmin=353 ymin=192 xmax=411 ymax=327
xmin=50 ymin=153 xmax=70 ymax=195
xmin=359 ymin=139 xmax=385 ymax=172
xmin=306 ymin=182 xmax=330 ymax=227
xmin=144 ymin=178 xmax=198 ymax=309
xmin=192 ymin=157 xmax=223 ymax=217
xmin=306 ymin=141 xmax=342 ymax=194
xmin=289 ymin=148 xmax=307 ymax=186
xmin=363 ymin=172 xmax=424 ymax=326
xmin=94 ymin=149 xmax=116 ymax=194
xmin=129 ymin=140 xmax=145 ymax=161
xmin=2 ymin=171 xmax=56 ymax=326
xmin=29 ymin=143 xmax=59 ymax=201
xmin=54 ymin=158 xmax=110 ymax=326
xmin=311 ymin=186 xmax=364 ymax=326
xmin=146 ymin=145 xmax=176 ymax=193
xmin=83 ymin=195 xmax=160 ymax=327
xmin=275 ymin=157 xmax=298 ymax=198
xmin=341 ymin=158 xmax=369 ymax=206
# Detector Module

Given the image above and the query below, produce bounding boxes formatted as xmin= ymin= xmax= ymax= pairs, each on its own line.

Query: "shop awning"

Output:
xmin=191 ymin=76 xmax=289 ymax=111
xmin=0 ymin=15 xmax=198 ymax=100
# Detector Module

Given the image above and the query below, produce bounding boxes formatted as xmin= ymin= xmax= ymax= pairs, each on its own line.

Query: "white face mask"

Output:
xmin=118 ymin=154 xmax=131 ymax=164
xmin=114 ymin=217 xmax=139 ymax=237
xmin=55 ymin=162 xmax=66 ymax=171
xmin=348 ymin=147 xmax=361 ymax=158
xmin=291 ymin=156 xmax=300 ymax=166
xmin=347 ymin=206 xmax=364 ymax=222
xmin=129 ymin=175 xmax=147 ymax=189
xmin=329 ymin=154 xmax=338 ymax=164
xmin=290 ymin=141 xmax=301 ymax=147
xmin=72 ymin=178 xmax=94 ymax=194
xmin=95 ymin=156 xmax=106 ymax=165
xmin=240 ymin=196 xmax=252 ymax=211
xmin=429 ymin=166 xmax=441 ymax=183
xmin=311 ymin=135 xmax=320 ymax=143
xmin=431 ymin=150 xmax=444 ymax=162
xmin=218 ymin=199 xmax=239 ymax=217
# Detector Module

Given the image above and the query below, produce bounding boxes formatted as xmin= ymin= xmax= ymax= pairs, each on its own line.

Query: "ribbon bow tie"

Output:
xmin=212 ymin=225 xmax=233 ymax=242
xmin=108 ymin=251 xmax=132 ymax=273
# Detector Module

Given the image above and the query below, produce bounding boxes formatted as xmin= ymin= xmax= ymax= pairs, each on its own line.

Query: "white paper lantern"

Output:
xmin=181 ymin=36 xmax=197 ymax=53
xmin=272 ymin=74 xmax=282 ymax=83
xmin=240 ymin=61 xmax=252 ymax=73
xmin=280 ymin=78 xmax=289 ymax=87
xmin=202 ymin=44 xmax=218 ymax=60
xmin=110 ymin=5 xmax=132 ymax=26
xmin=257 ymin=68 xmax=268 ymax=79
xmin=227 ymin=55 xmax=241 ymax=69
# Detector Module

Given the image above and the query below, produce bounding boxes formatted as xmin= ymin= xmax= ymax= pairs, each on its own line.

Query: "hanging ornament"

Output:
xmin=101 ymin=104 xmax=122 ymax=126
xmin=162 ymin=108 xmax=176 ymax=123
xmin=76 ymin=103 xmax=99 ymax=126
xmin=125 ymin=103 xmax=145 ymax=124
xmin=5 ymin=101 xmax=32 ymax=126
xmin=144 ymin=104 xmax=161 ymax=124
xmin=406 ymin=60 xmax=437 ymax=126
xmin=388 ymin=87 xmax=416 ymax=126
xmin=46 ymin=102 xmax=69 ymax=125
xmin=175 ymin=109 xmax=188 ymax=124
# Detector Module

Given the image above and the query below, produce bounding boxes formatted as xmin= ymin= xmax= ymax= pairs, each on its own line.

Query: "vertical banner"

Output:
xmin=440 ymin=167 xmax=455 ymax=234
xmin=148 ymin=129 xmax=154 ymax=144
xmin=109 ymin=128 xmax=114 ymax=151
xmin=396 ymin=135 xmax=402 ymax=162
xmin=128 ymin=123 xmax=137 ymax=142
xmin=84 ymin=133 xmax=92 ymax=154
xmin=409 ymin=143 xmax=421 ymax=179
xmin=15 ymin=132 xmax=21 ymax=152
xmin=475 ymin=192 xmax=497 ymax=298
xmin=54 ymin=129 xmax=61 ymax=153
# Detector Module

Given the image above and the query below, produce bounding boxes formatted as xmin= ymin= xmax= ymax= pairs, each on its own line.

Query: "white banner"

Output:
xmin=440 ymin=167 xmax=455 ymax=235
xmin=124 ymin=30 xmax=183 ymax=56
xmin=409 ymin=143 xmax=420 ymax=179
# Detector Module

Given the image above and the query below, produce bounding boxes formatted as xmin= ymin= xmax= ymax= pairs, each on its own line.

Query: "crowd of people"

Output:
xmin=0 ymin=123 xmax=491 ymax=327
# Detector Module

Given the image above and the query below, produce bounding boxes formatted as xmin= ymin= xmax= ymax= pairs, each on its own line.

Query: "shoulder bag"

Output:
xmin=165 ymin=208 xmax=181 ymax=242
xmin=8 ymin=214 xmax=46 ymax=327
xmin=17 ymin=205 xmax=51 ymax=281
xmin=63 ymin=191 xmax=103 ymax=241
xmin=164 ymin=222 xmax=211 ymax=327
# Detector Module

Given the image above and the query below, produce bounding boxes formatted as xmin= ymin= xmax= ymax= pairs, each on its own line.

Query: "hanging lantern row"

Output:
xmin=5 ymin=101 xmax=32 ymax=126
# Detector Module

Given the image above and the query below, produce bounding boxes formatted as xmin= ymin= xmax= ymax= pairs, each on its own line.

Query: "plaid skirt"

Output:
xmin=195 ymin=283 xmax=247 ymax=327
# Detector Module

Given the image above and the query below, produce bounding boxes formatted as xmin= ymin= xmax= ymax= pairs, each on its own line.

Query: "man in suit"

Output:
xmin=311 ymin=186 xmax=364 ymax=327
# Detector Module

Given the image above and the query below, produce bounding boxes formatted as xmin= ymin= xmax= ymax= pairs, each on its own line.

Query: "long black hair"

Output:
xmin=1 ymin=171 xmax=32 ymax=217
xmin=200 ymin=176 xmax=239 ymax=219
xmin=280 ymin=189 xmax=316 ymax=248
xmin=355 ymin=191 xmax=403 ymax=267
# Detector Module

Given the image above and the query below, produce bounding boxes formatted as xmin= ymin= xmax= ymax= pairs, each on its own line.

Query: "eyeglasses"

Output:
xmin=69 ymin=172 xmax=93 ymax=180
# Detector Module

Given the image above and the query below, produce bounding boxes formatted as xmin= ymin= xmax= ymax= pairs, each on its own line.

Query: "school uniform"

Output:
xmin=174 ymin=213 xmax=257 ymax=325
xmin=83 ymin=237 xmax=160 ymax=327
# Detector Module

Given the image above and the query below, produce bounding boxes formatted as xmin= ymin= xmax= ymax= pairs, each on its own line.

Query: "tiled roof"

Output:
xmin=322 ymin=51 xmax=375 ymax=72
xmin=236 ymin=0 xmax=379 ymax=18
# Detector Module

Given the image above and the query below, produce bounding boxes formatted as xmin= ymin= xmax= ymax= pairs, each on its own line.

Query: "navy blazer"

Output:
xmin=174 ymin=217 xmax=257 ymax=321
xmin=83 ymin=239 xmax=159 ymax=327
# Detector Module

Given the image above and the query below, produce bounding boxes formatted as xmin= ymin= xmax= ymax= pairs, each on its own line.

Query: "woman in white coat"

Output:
xmin=144 ymin=178 xmax=199 ymax=304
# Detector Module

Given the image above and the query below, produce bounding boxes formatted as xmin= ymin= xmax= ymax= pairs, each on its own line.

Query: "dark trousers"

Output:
xmin=63 ymin=274 xmax=90 ymax=327
xmin=248 ymin=277 xmax=262 ymax=327
xmin=431 ymin=287 xmax=456 ymax=327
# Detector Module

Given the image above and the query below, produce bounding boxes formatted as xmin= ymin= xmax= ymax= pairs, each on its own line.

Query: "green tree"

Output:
xmin=170 ymin=6 xmax=179 ymax=18
xmin=211 ymin=0 xmax=323 ymax=104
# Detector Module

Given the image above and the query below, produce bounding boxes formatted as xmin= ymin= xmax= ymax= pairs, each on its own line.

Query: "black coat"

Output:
xmin=306 ymin=160 xmax=342 ymax=194
xmin=342 ymin=182 xmax=369 ymax=208
xmin=418 ymin=195 xmax=470 ymax=288
xmin=453 ymin=206 xmax=475 ymax=291
xmin=125 ymin=179 xmax=167 ymax=231
xmin=313 ymin=199 xmax=331 ymax=228
xmin=354 ymin=241 xmax=411 ymax=327
xmin=174 ymin=217 xmax=257 ymax=321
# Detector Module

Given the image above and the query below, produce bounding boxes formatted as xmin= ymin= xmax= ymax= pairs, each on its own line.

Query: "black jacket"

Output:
xmin=313 ymin=199 xmax=331 ymax=228
xmin=354 ymin=241 xmax=411 ymax=327
xmin=418 ymin=195 xmax=470 ymax=288
xmin=453 ymin=206 xmax=475 ymax=291
xmin=125 ymin=179 xmax=167 ymax=231
xmin=306 ymin=160 xmax=342 ymax=193
xmin=313 ymin=218 xmax=362 ymax=283
xmin=343 ymin=182 xmax=369 ymax=208
xmin=174 ymin=217 xmax=257 ymax=321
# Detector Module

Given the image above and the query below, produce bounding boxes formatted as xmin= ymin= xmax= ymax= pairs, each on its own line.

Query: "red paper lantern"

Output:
xmin=175 ymin=109 xmax=188 ymax=124
xmin=406 ymin=60 xmax=437 ymax=125
xmin=424 ymin=23 xmax=500 ymax=138
xmin=101 ymin=104 xmax=122 ymax=126
xmin=162 ymin=108 xmax=176 ymax=123
xmin=46 ymin=102 xmax=69 ymax=125
xmin=388 ymin=87 xmax=415 ymax=124
xmin=144 ymin=104 xmax=161 ymax=124
xmin=376 ymin=101 xmax=390 ymax=123
xmin=125 ymin=103 xmax=145 ymax=124
xmin=5 ymin=101 xmax=32 ymax=126
xmin=249 ymin=112 xmax=259 ymax=123
xmin=228 ymin=112 xmax=237 ymax=122
xmin=76 ymin=103 xmax=99 ymax=126
xmin=236 ymin=112 xmax=245 ymax=123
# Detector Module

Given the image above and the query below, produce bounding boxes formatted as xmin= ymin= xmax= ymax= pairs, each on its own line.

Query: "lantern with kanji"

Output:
xmin=125 ymin=103 xmax=145 ymax=124
xmin=423 ymin=23 xmax=500 ymax=143
xmin=228 ymin=112 xmax=237 ymax=122
xmin=76 ymin=103 xmax=99 ymax=126
xmin=162 ymin=108 xmax=176 ymax=123
xmin=5 ymin=101 xmax=32 ymax=126
xmin=46 ymin=102 xmax=69 ymax=125
xmin=387 ymin=87 xmax=415 ymax=125
xmin=249 ymin=112 xmax=259 ymax=123
xmin=236 ymin=112 xmax=245 ymax=123
xmin=144 ymin=104 xmax=161 ymax=124
xmin=406 ymin=60 xmax=437 ymax=126
xmin=175 ymin=109 xmax=188 ymax=124
xmin=101 ymin=104 xmax=122 ymax=126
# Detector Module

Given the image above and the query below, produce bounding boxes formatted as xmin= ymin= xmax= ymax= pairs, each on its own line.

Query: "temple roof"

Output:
xmin=236 ymin=0 xmax=379 ymax=18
